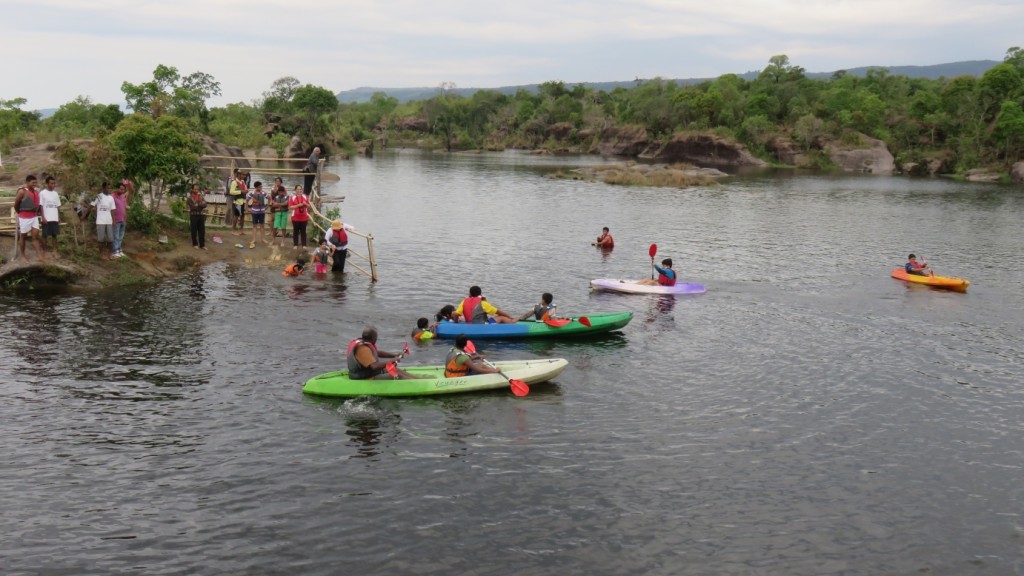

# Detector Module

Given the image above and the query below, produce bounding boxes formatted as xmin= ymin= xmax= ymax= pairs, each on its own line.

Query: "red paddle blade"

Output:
xmin=649 ymin=243 xmax=658 ymax=258
xmin=510 ymin=379 xmax=530 ymax=397
xmin=578 ymin=316 xmax=592 ymax=327
xmin=403 ymin=342 xmax=410 ymax=356
xmin=464 ymin=340 xmax=476 ymax=354
xmin=385 ymin=362 xmax=398 ymax=377
xmin=544 ymin=318 xmax=571 ymax=327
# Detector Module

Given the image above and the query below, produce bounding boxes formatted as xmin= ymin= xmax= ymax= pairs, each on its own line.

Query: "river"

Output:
xmin=2 ymin=150 xmax=1023 ymax=575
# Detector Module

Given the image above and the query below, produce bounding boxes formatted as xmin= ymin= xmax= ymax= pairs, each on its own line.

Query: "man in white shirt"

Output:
xmin=39 ymin=176 xmax=62 ymax=257
xmin=91 ymin=183 xmax=117 ymax=259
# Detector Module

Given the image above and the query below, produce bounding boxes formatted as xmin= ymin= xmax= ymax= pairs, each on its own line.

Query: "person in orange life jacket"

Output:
xmin=348 ymin=326 xmax=425 ymax=380
xmin=592 ymin=227 xmax=614 ymax=249
xmin=14 ymin=174 xmax=45 ymax=263
xmin=638 ymin=258 xmax=677 ymax=286
xmin=444 ymin=334 xmax=501 ymax=378
xmin=411 ymin=317 xmax=436 ymax=341
xmin=324 ymin=219 xmax=353 ymax=272
xmin=453 ymin=285 xmax=516 ymax=324
xmin=283 ymin=256 xmax=307 ymax=277
xmin=520 ymin=292 xmax=557 ymax=321
xmin=905 ymin=254 xmax=932 ymax=276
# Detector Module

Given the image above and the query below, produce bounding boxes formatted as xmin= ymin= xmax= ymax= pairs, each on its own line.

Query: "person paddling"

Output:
xmin=444 ymin=335 xmax=501 ymax=377
xmin=638 ymin=258 xmax=677 ymax=286
xmin=905 ymin=254 xmax=933 ymax=276
xmin=347 ymin=326 xmax=426 ymax=380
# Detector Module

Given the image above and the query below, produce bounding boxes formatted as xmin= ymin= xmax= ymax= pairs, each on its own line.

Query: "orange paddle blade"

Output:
xmin=385 ymin=362 xmax=398 ymax=377
xmin=544 ymin=318 xmax=571 ymax=327
xmin=578 ymin=316 xmax=592 ymax=327
xmin=510 ymin=379 xmax=530 ymax=397
xmin=464 ymin=340 xmax=476 ymax=354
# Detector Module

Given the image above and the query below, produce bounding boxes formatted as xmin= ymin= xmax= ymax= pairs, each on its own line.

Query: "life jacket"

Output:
xmin=460 ymin=296 xmax=488 ymax=324
xmin=313 ymin=249 xmax=329 ymax=266
xmin=18 ymin=188 xmax=38 ymax=217
xmin=347 ymin=339 xmax=382 ymax=379
xmin=534 ymin=304 xmax=554 ymax=321
xmin=597 ymin=233 xmax=614 ymax=249
xmin=444 ymin=347 xmax=471 ymax=378
xmin=248 ymin=191 xmax=267 ymax=213
xmin=331 ymin=227 xmax=348 ymax=246
xmin=282 ymin=263 xmax=304 ymax=276
xmin=658 ymin=268 xmax=677 ymax=287
xmin=413 ymin=328 xmax=434 ymax=341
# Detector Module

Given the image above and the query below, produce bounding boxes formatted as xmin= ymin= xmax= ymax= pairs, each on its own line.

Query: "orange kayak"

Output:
xmin=891 ymin=268 xmax=969 ymax=292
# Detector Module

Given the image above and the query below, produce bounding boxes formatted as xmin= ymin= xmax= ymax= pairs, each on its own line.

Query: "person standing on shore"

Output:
xmin=288 ymin=184 xmax=311 ymax=249
xmin=303 ymin=146 xmax=320 ymax=200
xmin=111 ymin=180 xmax=132 ymax=258
xmin=270 ymin=177 xmax=289 ymax=246
xmin=91 ymin=183 xmax=116 ymax=259
xmin=247 ymin=181 xmax=269 ymax=246
xmin=186 ymin=184 xmax=208 ymax=249
xmin=229 ymin=170 xmax=247 ymax=235
xmin=13 ymin=174 xmax=44 ymax=263
xmin=39 ymin=176 xmax=62 ymax=258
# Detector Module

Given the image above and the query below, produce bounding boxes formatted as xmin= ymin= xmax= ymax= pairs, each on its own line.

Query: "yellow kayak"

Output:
xmin=891 ymin=268 xmax=969 ymax=292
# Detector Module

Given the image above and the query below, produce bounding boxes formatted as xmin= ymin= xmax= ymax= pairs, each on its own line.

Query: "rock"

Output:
xmin=394 ymin=117 xmax=429 ymax=132
xmin=1012 ymin=161 xmax=1024 ymax=183
xmin=596 ymin=125 xmax=650 ymax=157
xmin=766 ymin=136 xmax=812 ymax=167
xmin=198 ymin=135 xmax=250 ymax=172
xmin=546 ymin=122 xmax=576 ymax=141
xmin=965 ymin=168 xmax=1001 ymax=182
xmin=643 ymin=133 xmax=769 ymax=168
xmin=823 ymin=133 xmax=894 ymax=174
xmin=284 ymin=136 xmax=305 ymax=159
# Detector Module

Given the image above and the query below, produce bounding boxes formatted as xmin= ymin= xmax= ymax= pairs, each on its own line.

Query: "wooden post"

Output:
xmin=366 ymin=233 xmax=378 ymax=282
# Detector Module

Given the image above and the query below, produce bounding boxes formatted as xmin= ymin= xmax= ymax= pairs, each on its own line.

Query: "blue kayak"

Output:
xmin=434 ymin=312 xmax=633 ymax=339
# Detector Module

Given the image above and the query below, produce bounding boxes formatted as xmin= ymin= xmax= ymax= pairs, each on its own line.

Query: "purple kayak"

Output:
xmin=590 ymin=278 xmax=707 ymax=295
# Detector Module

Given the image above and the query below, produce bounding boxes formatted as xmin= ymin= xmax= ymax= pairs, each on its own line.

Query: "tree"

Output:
xmin=0 ymin=98 xmax=41 ymax=149
xmin=47 ymin=96 xmax=124 ymax=137
xmin=291 ymin=84 xmax=339 ymax=141
xmin=108 ymin=114 xmax=203 ymax=213
xmin=120 ymin=65 xmax=221 ymax=125
xmin=51 ymin=134 xmax=125 ymax=198
xmin=994 ymin=100 xmax=1024 ymax=161
xmin=260 ymin=76 xmax=301 ymax=113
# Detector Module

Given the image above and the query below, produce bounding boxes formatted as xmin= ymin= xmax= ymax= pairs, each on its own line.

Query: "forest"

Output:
xmin=4 ymin=47 xmax=1024 ymax=204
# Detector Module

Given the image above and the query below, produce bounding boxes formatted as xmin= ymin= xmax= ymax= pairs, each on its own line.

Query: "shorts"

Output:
xmin=96 ymin=224 xmax=114 ymax=242
xmin=18 ymin=216 xmax=40 ymax=234
xmin=42 ymin=221 xmax=60 ymax=238
xmin=250 ymin=212 xmax=266 ymax=225
xmin=232 ymin=204 xmax=245 ymax=217
xmin=274 ymin=212 xmax=289 ymax=229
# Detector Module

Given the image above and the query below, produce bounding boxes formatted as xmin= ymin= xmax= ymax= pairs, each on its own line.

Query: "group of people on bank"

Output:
xmin=13 ymin=174 xmax=134 ymax=262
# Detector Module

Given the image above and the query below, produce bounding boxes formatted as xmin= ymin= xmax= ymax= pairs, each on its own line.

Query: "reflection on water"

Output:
xmin=3 ymin=153 xmax=1024 ymax=575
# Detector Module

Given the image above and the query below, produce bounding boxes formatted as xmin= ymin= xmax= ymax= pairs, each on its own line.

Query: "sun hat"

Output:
xmin=331 ymin=219 xmax=343 ymax=230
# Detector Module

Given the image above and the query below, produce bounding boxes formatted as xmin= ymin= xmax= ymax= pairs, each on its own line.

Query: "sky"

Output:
xmin=3 ymin=0 xmax=1022 ymax=111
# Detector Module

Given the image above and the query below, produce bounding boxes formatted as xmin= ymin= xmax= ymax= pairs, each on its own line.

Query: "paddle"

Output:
xmin=578 ymin=316 xmax=592 ymax=327
xmin=465 ymin=340 xmax=529 ymax=396
xmin=649 ymin=243 xmax=658 ymax=279
xmin=543 ymin=318 xmax=571 ymax=327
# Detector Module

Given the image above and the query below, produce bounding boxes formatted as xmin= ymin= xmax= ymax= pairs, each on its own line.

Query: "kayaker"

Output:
xmin=348 ymin=326 xmax=424 ymax=380
xmin=592 ymin=227 xmax=614 ymax=249
xmin=453 ymin=286 xmax=517 ymax=324
xmin=905 ymin=254 xmax=932 ymax=276
xmin=444 ymin=335 xmax=501 ymax=377
xmin=638 ymin=258 xmax=677 ymax=286
xmin=411 ymin=317 xmax=436 ymax=341
xmin=520 ymin=292 xmax=557 ymax=321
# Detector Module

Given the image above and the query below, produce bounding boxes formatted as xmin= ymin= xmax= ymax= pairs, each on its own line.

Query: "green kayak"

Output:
xmin=303 ymin=358 xmax=569 ymax=398
xmin=434 ymin=312 xmax=633 ymax=339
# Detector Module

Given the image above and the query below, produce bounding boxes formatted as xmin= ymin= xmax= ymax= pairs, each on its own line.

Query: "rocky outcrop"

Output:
xmin=596 ymin=125 xmax=650 ymax=157
xmin=965 ymin=168 xmax=1001 ymax=182
xmin=823 ymin=134 xmax=894 ymax=174
xmin=766 ymin=136 xmax=817 ymax=168
xmin=641 ymin=133 xmax=769 ymax=168
xmin=198 ymin=135 xmax=249 ymax=171
xmin=547 ymin=122 xmax=576 ymax=141
xmin=1011 ymin=161 xmax=1024 ymax=183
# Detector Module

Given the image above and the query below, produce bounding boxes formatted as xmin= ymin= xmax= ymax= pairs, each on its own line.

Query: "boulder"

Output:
xmin=766 ymin=136 xmax=813 ymax=167
xmin=394 ymin=116 xmax=429 ymax=132
xmin=546 ymin=122 xmax=576 ymax=141
xmin=1012 ymin=161 xmax=1024 ymax=183
xmin=198 ymin=135 xmax=250 ymax=171
xmin=596 ymin=125 xmax=650 ymax=157
xmin=965 ymin=168 xmax=1001 ymax=182
xmin=642 ymin=133 xmax=769 ymax=168
xmin=823 ymin=133 xmax=894 ymax=174
xmin=284 ymin=135 xmax=305 ymax=159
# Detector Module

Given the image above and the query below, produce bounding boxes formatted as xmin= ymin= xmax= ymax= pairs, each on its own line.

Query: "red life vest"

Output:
xmin=282 ymin=263 xmax=303 ymax=276
xmin=460 ymin=296 xmax=486 ymax=324
xmin=18 ymin=187 xmax=39 ymax=218
xmin=658 ymin=270 xmax=677 ymax=286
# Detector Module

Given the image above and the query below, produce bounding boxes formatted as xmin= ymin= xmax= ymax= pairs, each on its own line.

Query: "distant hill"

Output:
xmin=336 ymin=60 xmax=1000 ymax=104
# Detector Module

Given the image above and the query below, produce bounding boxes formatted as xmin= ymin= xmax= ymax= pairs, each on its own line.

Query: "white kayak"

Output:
xmin=590 ymin=278 xmax=707 ymax=295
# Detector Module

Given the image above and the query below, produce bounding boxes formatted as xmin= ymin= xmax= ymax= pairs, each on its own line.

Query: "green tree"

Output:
xmin=51 ymin=134 xmax=125 ymax=198
xmin=291 ymin=84 xmax=339 ymax=142
xmin=0 ymin=98 xmax=41 ymax=151
xmin=108 ymin=114 xmax=203 ymax=214
xmin=47 ymin=96 xmax=124 ymax=138
xmin=994 ymin=100 xmax=1024 ymax=161
xmin=120 ymin=65 xmax=221 ymax=126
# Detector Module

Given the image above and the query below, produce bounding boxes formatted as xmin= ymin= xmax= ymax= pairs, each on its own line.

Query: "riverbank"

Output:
xmin=0 ymin=220 xmax=311 ymax=289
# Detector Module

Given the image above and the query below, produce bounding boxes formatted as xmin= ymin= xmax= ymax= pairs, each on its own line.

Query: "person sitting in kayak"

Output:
xmin=520 ymin=292 xmax=557 ymax=321
xmin=638 ymin=258 xmax=677 ymax=286
xmin=347 ymin=326 xmax=425 ymax=380
xmin=444 ymin=335 xmax=501 ymax=377
xmin=905 ymin=254 xmax=932 ymax=276
xmin=592 ymin=227 xmax=614 ymax=249
xmin=411 ymin=317 xmax=436 ymax=341
xmin=453 ymin=286 xmax=516 ymax=324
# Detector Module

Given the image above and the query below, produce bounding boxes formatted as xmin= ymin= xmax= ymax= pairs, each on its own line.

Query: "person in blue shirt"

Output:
xmin=638 ymin=258 xmax=677 ymax=286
